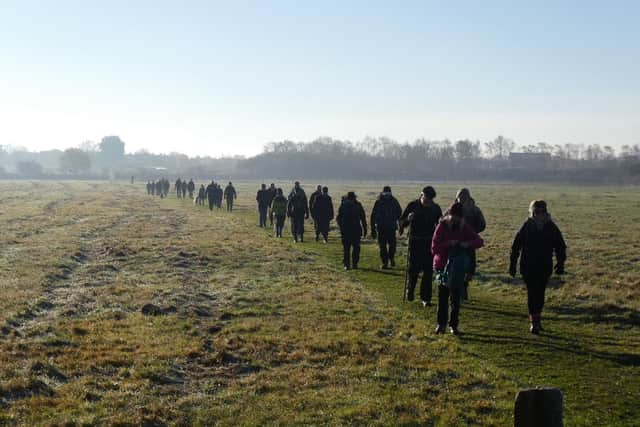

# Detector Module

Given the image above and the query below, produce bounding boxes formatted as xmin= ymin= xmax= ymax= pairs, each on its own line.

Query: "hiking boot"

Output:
xmin=323 ymin=238 xmax=328 ymax=244
xmin=434 ymin=325 xmax=445 ymax=334
xmin=344 ymin=265 xmax=350 ymax=271
xmin=421 ymin=300 xmax=432 ymax=307
xmin=380 ymin=263 xmax=389 ymax=270
xmin=449 ymin=327 xmax=460 ymax=335
xmin=352 ymin=264 xmax=358 ymax=270
xmin=390 ymin=258 xmax=396 ymax=267
xmin=530 ymin=323 xmax=540 ymax=334
xmin=405 ymin=290 xmax=414 ymax=302
xmin=315 ymin=235 xmax=319 ymax=242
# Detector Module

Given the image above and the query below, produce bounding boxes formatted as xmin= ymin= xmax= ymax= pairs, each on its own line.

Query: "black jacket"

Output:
xmin=287 ymin=190 xmax=309 ymax=217
xmin=312 ymin=194 xmax=334 ymax=222
xmin=337 ymin=198 xmax=367 ymax=238
xmin=399 ymin=200 xmax=442 ymax=239
xmin=370 ymin=194 xmax=402 ymax=232
xmin=256 ymin=189 xmax=271 ymax=208
xmin=510 ymin=218 xmax=567 ymax=278
xmin=309 ymin=190 xmax=322 ymax=216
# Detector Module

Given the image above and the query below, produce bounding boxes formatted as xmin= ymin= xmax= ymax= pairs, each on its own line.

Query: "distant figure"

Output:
xmin=453 ymin=188 xmax=486 ymax=301
xmin=175 ymin=178 xmax=182 ymax=198
xmin=309 ymin=185 xmax=322 ymax=240
xmin=146 ymin=181 xmax=152 ymax=195
xmin=181 ymin=180 xmax=188 ymax=199
xmin=206 ymin=181 xmax=216 ymax=210
xmin=162 ymin=178 xmax=170 ymax=197
xmin=197 ymin=184 xmax=206 ymax=205
xmin=312 ymin=186 xmax=334 ymax=243
xmin=256 ymin=183 xmax=271 ymax=227
xmin=270 ymin=188 xmax=288 ymax=237
xmin=155 ymin=180 xmax=163 ymax=198
xmin=267 ymin=183 xmax=277 ymax=227
xmin=399 ymin=186 xmax=442 ymax=306
xmin=510 ymin=200 xmax=566 ymax=334
xmin=187 ymin=179 xmax=195 ymax=199
xmin=287 ymin=181 xmax=309 ymax=242
xmin=131 ymin=175 xmax=134 ymax=184
xmin=370 ymin=186 xmax=402 ymax=269
xmin=432 ymin=202 xmax=484 ymax=335
xmin=337 ymin=191 xmax=367 ymax=270
xmin=224 ymin=182 xmax=237 ymax=211
xmin=215 ymin=183 xmax=224 ymax=208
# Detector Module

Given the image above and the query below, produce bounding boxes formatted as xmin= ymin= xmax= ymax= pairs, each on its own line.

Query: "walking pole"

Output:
xmin=403 ymin=248 xmax=409 ymax=302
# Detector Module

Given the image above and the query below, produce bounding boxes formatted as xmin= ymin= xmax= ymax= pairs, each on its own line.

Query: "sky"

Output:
xmin=0 ymin=0 xmax=639 ymax=157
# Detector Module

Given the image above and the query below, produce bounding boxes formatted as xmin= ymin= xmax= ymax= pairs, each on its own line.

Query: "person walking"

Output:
xmin=175 ymin=178 xmax=182 ymax=198
xmin=370 ymin=186 xmax=402 ymax=269
xmin=432 ymin=202 xmax=484 ymax=335
xmin=267 ymin=183 xmax=277 ymax=227
xmin=256 ymin=184 xmax=271 ymax=227
xmin=399 ymin=186 xmax=442 ymax=306
xmin=187 ymin=179 xmax=195 ymax=199
xmin=312 ymin=186 xmax=334 ymax=243
xmin=336 ymin=191 xmax=367 ymax=270
xmin=197 ymin=184 xmax=206 ymax=205
xmin=287 ymin=182 xmax=309 ymax=242
xmin=309 ymin=185 xmax=323 ymax=241
xmin=224 ymin=182 xmax=237 ymax=211
xmin=206 ymin=181 xmax=216 ymax=211
xmin=453 ymin=188 xmax=486 ymax=301
xmin=509 ymin=200 xmax=566 ymax=334
xmin=181 ymin=180 xmax=187 ymax=199
xmin=270 ymin=188 xmax=288 ymax=237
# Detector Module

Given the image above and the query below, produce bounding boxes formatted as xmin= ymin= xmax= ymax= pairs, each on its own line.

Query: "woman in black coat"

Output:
xmin=510 ymin=200 xmax=566 ymax=334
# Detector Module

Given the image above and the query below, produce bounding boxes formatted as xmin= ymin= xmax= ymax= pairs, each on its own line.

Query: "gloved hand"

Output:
xmin=509 ymin=264 xmax=517 ymax=277
xmin=554 ymin=263 xmax=565 ymax=275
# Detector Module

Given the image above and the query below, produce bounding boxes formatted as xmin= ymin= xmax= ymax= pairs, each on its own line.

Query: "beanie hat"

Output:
xmin=422 ymin=186 xmax=436 ymax=199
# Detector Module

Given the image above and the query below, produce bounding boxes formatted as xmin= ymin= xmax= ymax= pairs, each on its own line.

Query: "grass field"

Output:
xmin=0 ymin=180 xmax=639 ymax=426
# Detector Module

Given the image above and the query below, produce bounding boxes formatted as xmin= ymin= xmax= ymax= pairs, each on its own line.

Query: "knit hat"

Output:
xmin=422 ymin=186 xmax=436 ymax=199
xmin=456 ymin=188 xmax=470 ymax=201
xmin=382 ymin=186 xmax=391 ymax=193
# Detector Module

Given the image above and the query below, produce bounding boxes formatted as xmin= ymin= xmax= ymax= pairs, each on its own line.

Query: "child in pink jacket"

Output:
xmin=431 ymin=202 xmax=483 ymax=334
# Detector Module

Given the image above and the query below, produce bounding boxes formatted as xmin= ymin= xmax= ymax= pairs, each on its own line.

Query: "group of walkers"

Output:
xmin=147 ymin=178 xmax=238 ymax=211
xmin=255 ymin=182 xmax=335 ymax=243
xmin=146 ymin=178 xmax=171 ymax=198
xmin=146 ymin=179 xmax=567 ymax=335
xmin=173 ymin=178 xmax=196 ymax=199
xmin=252 ymin=183 xmax=567 ymax=336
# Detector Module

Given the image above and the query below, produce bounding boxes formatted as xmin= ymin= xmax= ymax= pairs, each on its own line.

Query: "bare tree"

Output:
xmin=484 ymin=135 xmax=515 ymax=159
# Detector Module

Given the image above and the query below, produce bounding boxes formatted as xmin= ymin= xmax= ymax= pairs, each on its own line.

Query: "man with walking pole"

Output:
xmin=399 ymin=186 xmax=442 ymax=306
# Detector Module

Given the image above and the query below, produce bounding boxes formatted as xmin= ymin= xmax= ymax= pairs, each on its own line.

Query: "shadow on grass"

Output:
xmin=545 ymin=303 xmax=640 ymax=328
xmin=358 ymin=267 xmax=405 ymax=277
xmin=460 ymin=330 xmax=640 ymax=367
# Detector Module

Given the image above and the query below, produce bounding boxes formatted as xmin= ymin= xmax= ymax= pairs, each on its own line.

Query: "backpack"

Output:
xmin=437 ymin=246 xmax=471 ymax=292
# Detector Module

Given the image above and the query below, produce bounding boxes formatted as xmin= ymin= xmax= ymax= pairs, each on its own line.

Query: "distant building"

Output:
xmin=509 ymin=152 xmax=551 ymax=169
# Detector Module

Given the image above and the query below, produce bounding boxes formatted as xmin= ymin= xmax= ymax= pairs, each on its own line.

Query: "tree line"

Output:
xmin=1 ymin=135 xmax=638 ymax=183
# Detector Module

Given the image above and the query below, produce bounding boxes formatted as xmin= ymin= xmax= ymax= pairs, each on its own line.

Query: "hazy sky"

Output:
xmin=1 ymin=1 xmax=639 ymax=156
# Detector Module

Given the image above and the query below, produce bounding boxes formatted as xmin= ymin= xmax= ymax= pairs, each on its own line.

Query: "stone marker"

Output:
xmin=514 ymin=388 xmax=563 ymax=427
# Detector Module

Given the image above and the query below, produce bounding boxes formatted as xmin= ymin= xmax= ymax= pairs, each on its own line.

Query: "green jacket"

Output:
xmin=271 ymin=195 xmax=287 ymax=216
